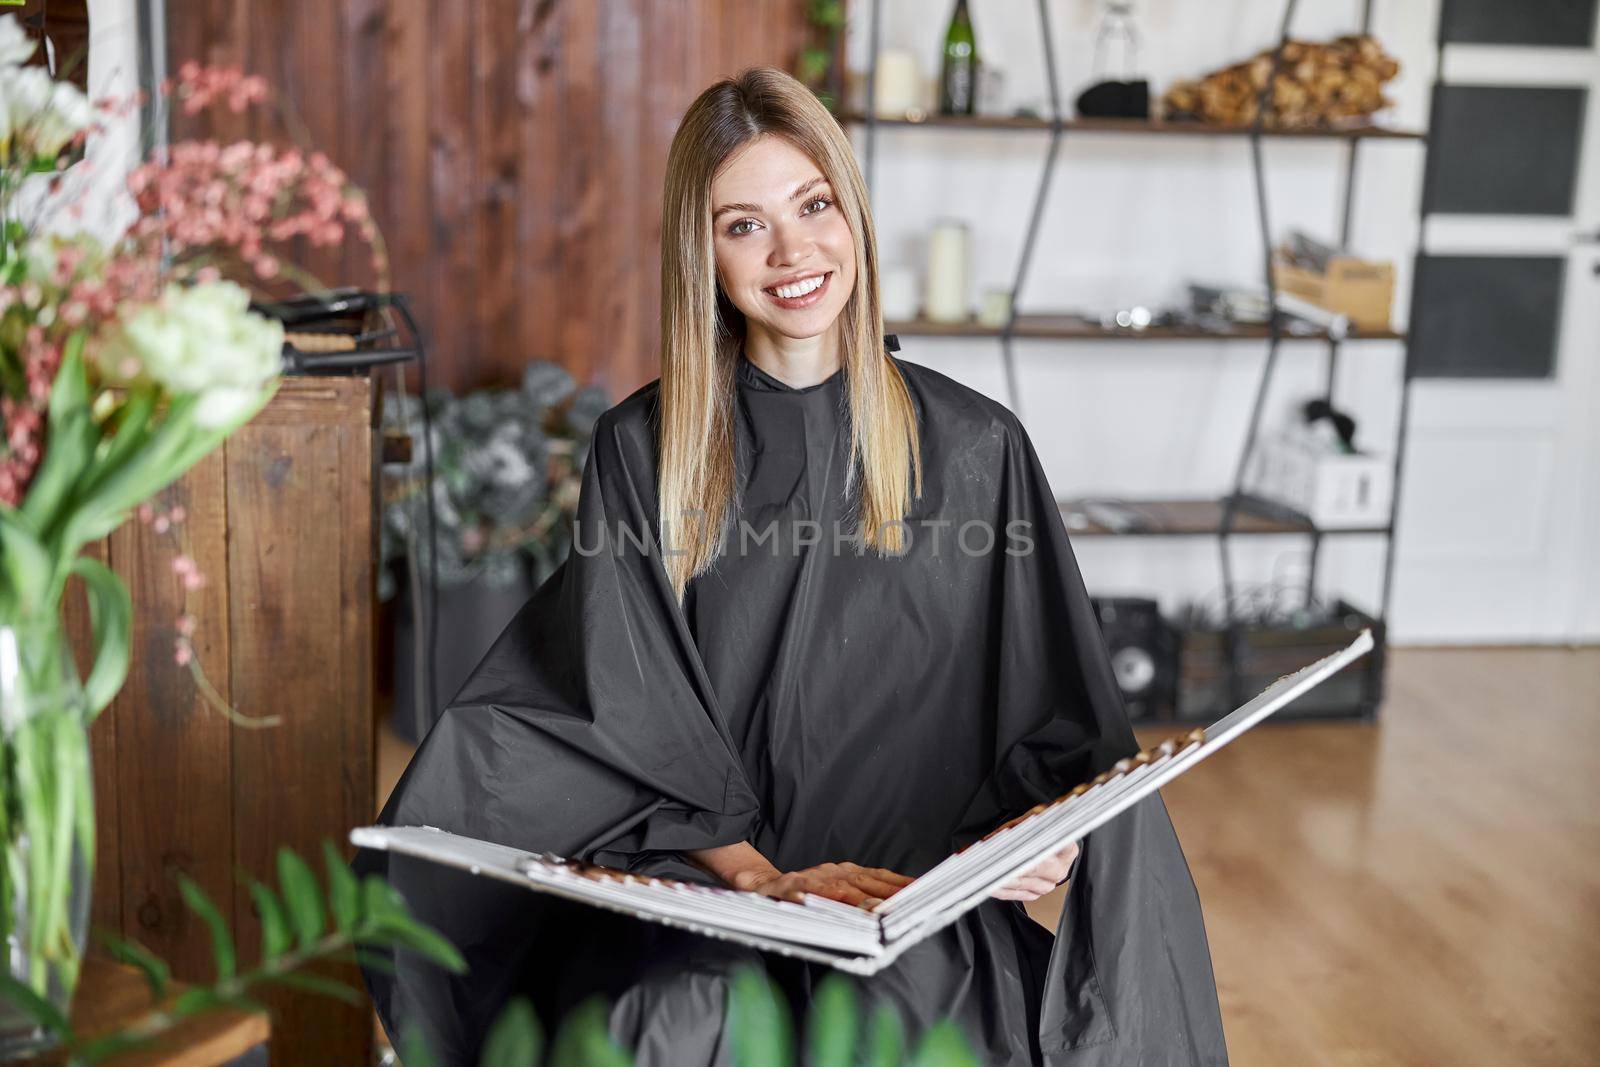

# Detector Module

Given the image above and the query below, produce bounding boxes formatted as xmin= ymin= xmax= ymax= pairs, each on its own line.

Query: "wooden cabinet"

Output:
xmin=66 ymin=374 xmax=382 ymax=1066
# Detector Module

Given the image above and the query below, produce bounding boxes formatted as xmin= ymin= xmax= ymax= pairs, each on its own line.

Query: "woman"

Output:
xmin=355 ymin=67 xmax=1227 ymax=1065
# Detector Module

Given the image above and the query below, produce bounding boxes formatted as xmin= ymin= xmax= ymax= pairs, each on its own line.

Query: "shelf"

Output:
xmin=889 ymin=316 xmax=1405 ymax=343
xmin=838 ymin=111 xmax=1427 ymax=141
xmin=1058 ymin=495 xmax=1392 ymax=537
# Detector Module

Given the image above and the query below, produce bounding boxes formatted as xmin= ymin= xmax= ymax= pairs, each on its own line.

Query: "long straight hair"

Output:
xmin=657 ymin=66 xmax=923 ymax=603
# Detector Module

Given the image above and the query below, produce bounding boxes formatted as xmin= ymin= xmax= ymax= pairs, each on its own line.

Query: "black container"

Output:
xmin=1175 ymin=598 xmax=1386 ymax=722
xmin=389 ymin=564 xmax=538 ymax=745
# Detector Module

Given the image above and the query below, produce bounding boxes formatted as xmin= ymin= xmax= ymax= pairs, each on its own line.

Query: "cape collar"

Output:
xmin=734 ymin=334 xmax=899 ymax=394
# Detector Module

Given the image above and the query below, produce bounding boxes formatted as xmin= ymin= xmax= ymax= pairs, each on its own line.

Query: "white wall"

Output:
xmin=28 ymin=1 xmax=148 ymax=246
xmin=845 ymin=0 xmax=1473 ymax=643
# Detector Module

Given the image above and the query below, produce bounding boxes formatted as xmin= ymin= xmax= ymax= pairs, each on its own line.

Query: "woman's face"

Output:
xmin=710 ymin=134 xmax=856 ymax=344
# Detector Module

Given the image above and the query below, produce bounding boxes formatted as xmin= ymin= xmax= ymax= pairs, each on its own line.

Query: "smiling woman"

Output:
xmin=652 ymin=67 xmax=921 ymax=608
xmin=354 ymin=66 xmax=1227 ymax=1066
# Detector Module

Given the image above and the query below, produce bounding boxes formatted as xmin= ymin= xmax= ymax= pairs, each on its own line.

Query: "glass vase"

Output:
xmin=0 ymin=616 xmax=94 ymax=1058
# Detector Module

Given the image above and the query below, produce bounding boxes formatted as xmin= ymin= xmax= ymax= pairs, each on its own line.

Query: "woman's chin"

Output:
xmin=750 ymin=302 xmax=849 ymax=342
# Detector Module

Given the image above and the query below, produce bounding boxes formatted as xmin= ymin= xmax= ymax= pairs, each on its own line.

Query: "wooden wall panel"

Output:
xmin=163 ymin=0 xmax=815 ymax=399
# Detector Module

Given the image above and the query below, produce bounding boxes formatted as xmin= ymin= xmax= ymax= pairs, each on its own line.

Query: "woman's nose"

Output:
xmin=768 ymin=223 xmax=814 ymax=266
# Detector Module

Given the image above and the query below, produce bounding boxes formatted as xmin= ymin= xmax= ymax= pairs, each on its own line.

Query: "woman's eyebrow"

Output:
xmin=713 ymin=176 xmax=829 ymax=221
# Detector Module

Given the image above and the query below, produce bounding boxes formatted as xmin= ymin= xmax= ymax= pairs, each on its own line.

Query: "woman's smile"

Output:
xmin=764 ymin=270 xmax=832 ymax=309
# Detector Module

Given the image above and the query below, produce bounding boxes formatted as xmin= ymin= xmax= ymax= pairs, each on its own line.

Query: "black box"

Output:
xmin=1175 ymin=598 xmax=1386 ymax=722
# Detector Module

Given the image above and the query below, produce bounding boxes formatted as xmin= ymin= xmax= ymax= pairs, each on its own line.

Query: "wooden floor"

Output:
xmin=378 ymin=646 xmax=1600 ymax=1064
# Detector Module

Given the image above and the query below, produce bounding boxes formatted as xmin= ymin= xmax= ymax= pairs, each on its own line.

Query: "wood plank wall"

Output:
xmin=166 ymin=1 xmax=817 ymax=399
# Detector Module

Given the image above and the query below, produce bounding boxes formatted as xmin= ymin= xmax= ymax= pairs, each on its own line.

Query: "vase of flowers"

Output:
xmin=0 ymin=613 xmax=97 ymax=1054
xmin=0 ymin=15 xmax=382 ymax=1052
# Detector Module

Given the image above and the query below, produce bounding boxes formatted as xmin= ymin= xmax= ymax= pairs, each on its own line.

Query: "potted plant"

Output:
xmin=380 ymin=365 xmax=607 ymax=743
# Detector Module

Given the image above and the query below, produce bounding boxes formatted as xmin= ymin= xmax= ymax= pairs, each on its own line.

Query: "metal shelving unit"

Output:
xmin=849 ymin=0 xmax=1425 ymax=721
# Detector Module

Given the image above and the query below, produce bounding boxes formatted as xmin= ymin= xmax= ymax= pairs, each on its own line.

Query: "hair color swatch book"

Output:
xmin=351 ymin=627 xmax=1373 ymax=976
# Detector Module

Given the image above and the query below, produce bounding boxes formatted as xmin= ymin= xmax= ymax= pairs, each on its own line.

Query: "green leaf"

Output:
xmin=548 ymin=996 xmax=630 ymax=1067
xmin=361 ymin=871 xmax=406 ymax=923
xmin=89 ymin=388 xmax=158 ymax=481
xmin=728 ymin=965 xmax=792 ymax=1067
xmin=171 ymin=987 xmax=269 ymax=1016
xmin=479 ymin=996 xmax=544 ymax=1067
xmin=175 ymin=873 xmax=236 ymax=980
xmin=805 ymin=974 xmax=859 ymax=1067
xmin=72 ymin=1029 xmax=162 ymax=1065
xmin=248 ymin=879 xmax=291 ymax=960
xmin=796 ymin=47 xmax=830 ymax=85
xmin=863 ymin=1001 xmax=907 ymax=1067
xmin=323 ymin=839 xmax=360 ymax=932
xmin=20 ymin=329 xmax=94 ymax=536
xmin=219 ymin=991 xmax=271 ymax=1015
xmin=808 ymin=0 xmax=845 ymax=28
xmin=0 ymin=974 xmax=72 ymax=1037
xmin=0 ymin=504 xmax=54 ymax=614
xmin=276 ymin=847 xmax=326 ymax=949
xmin=265 ymin=969 xmax=365 ymax=1005
xmin=361 ymin=919 xmax=468 ymax=976
xmin=398 ymin=1025 xmax=439 ymax=1067
xmin=59 ymin=392 xmax=201 ymax=548
xmin=67 ymin=554 xmax=132 ymax=720
xmin=350 ymin=946 xmax=397 ymax=975
xmin=357 ymin=874 xmax=467 ymax=974
xmin=908 ymin=1019 xmax=978 ymax=1067
xmin=94 ymin=929 xmax=170 ymax=1001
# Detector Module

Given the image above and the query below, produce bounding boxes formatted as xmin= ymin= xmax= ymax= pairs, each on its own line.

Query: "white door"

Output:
xmin=1397 ymin=7 xmax=1600 ymax=643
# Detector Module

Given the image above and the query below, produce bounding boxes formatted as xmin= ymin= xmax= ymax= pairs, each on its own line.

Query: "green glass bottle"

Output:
xmin=940 ymin=0 xmax=978 ymax=116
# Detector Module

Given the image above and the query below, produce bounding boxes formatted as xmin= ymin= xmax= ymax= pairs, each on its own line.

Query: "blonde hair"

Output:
xmin=656 ymin=65 xmax=923 ymax=602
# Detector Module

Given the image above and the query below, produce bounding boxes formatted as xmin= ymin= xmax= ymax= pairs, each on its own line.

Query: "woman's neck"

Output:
xmin=742 ymin=320 xmax=842 ymax=390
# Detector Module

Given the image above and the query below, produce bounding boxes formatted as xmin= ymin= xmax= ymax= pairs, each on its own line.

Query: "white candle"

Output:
xmin=978 ymin=287 xmax=1012 ymax=327
xmin=925 ymin=221 xmax=970 ymax=323
xmin=874 ymin=50 xmax=919 ymax=118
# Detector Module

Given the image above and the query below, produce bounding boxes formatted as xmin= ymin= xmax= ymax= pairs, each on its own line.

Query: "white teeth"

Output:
xmin=769 ymin=274 xmax=826 ymax=299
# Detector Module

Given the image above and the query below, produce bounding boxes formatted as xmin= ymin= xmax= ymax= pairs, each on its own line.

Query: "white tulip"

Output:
xmin=31 ymin=77 xmax=92 ymax=157
xmin=0 ymin=62 xmax=92 ymax=161
xmin=101 ymin=281 xmax=286 ymax=429
xmin=0 ymin=15 xmax=37 ymax=69
xmin=0 ymin=64 xmax=48 ymax=155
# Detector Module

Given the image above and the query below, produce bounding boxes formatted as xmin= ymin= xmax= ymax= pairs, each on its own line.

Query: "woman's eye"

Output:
xmin=724 ymin=196 xmax=831 ymax=238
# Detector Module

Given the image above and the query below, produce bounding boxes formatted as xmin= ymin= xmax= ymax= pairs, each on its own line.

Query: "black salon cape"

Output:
xmin=353 ymin=343 xmax=1227 ymax=1065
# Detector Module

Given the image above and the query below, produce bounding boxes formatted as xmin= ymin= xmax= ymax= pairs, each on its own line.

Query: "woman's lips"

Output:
xmin=763 ymin=271 xmax=831 ymax=310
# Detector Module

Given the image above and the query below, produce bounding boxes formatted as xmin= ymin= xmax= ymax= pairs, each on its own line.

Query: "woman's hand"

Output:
xmin=733 ymin=862 xmax=915 ymax=910
xmin=990 ymin=842 xmax=1079 ymax=902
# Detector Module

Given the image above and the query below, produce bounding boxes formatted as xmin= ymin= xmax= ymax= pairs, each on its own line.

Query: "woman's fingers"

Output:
xmin=991 ymin=871 xmax=1063 ymax=900
xmin=987 ymin=843 xmax=1081 ymax=901
xmin=812 ymin=879 xmax=870 ymax=906
xmin=759 ymin=863 xmax=919 ymax=908
xmin=848 ymin=872 xmax=906 ymax=899
xmin=995 ymin=887 xmax=1048 ymax=900
xmin=991 ymin=884 xmax=1044 ymax=901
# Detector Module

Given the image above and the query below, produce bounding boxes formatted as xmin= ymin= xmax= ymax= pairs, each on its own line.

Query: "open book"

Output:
xmin=351 ymin=627 xmax=1373 ymax=975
